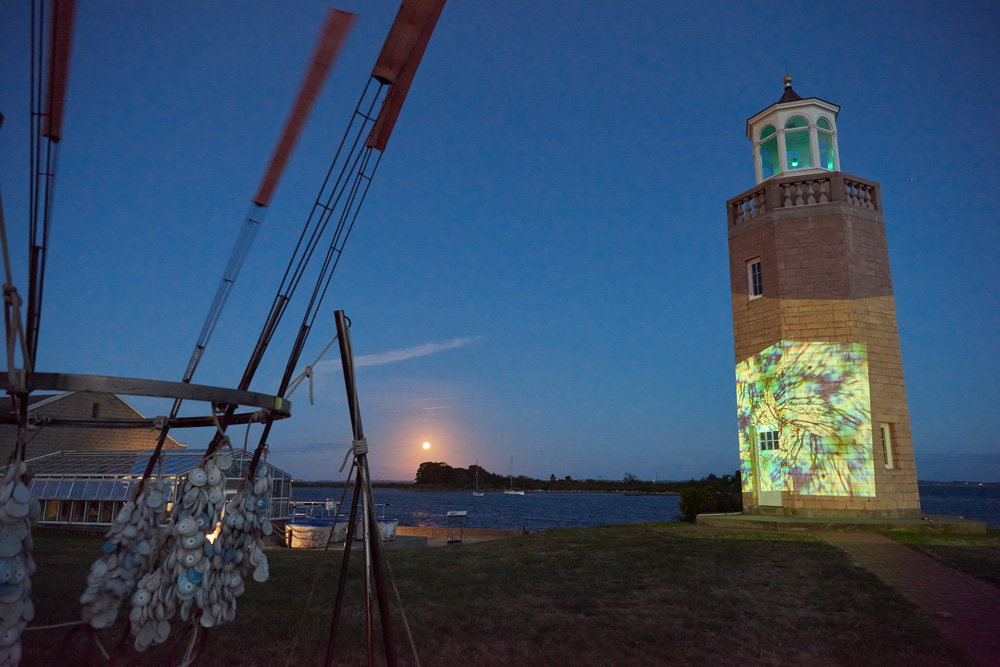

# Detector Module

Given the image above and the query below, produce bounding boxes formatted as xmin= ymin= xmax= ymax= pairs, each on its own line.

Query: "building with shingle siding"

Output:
xmin=0 ymin=391 xmax=186 ymax=462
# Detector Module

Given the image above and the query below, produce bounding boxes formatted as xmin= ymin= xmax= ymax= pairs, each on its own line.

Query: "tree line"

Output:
xmin=414 ymin=461 xmax=742 ymax=509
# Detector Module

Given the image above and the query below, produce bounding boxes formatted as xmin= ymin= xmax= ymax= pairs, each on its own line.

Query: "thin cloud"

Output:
xmin=314 ymin=337 xmax=481 ymax=373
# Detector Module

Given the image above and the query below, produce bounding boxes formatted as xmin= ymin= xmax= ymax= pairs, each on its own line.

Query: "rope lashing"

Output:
xmin=250 ymin=409 xmax=270 ymax=423
xmin=339 ymin=437 xmax=369 ymax=472
xmin=209 ymin=403 xmax=232 ymax=448
xmin=2 ymin=283 xmax=21 ymax=308
xmin=2 ymin=283 xmax=32 ymax=386
xmin=25 ymin=414 xmax=49 ymax=431
xmin=286 ymin=334 xmax=339 ymax=405
xmin=150 ymin=416 xmax=168 ymax=431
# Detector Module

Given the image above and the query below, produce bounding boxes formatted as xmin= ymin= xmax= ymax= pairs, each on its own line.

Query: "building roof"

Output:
xmin=25 ymin=449 xmax=208 ymax=477
xmin=744 ymin=77 xmax=841 ymax=139
xmin=22 ymin=449 xmax=290 ymax=479
xmin=777 ymin=84 xmax=803 ymax=103
xmin=0 ymin=394 xmax=60 ymax=412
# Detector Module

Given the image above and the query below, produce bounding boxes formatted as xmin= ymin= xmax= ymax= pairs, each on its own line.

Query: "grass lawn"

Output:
xmin=885 ymin=528 xmax=1000 ymax=587
xmin=24 ymin=524 xmax=973 ymax=666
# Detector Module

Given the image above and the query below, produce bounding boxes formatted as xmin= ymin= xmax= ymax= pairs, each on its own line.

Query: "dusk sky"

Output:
xmin=1 ymin=1 xmax=997 ymax=483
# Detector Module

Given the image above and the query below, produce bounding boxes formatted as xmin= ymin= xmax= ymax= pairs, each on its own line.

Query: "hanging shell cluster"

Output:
xmin=0 ymin=460 xmax=40 ymax=667
xmin=130 ymin=447 xmax=231 ymax=652
xmin=79 ymin=478 xmax=167 ymax=629
xmin=201 ymin=460 xmax=273 ymax=629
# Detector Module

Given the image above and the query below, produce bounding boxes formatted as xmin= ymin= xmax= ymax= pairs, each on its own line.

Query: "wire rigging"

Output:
xmin=136 ymin=10 xmax=356 ymax=486
xmin=25 ymin=0 xmax=74 ymax=367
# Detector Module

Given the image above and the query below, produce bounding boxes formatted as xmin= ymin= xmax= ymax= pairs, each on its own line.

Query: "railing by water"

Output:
xmin=728 ymin=172 xmax=881 ymax=227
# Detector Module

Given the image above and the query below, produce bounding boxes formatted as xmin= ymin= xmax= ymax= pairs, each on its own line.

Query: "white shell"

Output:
xmin=216 ymin=453 xmax=233 ymax=471
xmin=116 ymin=504 xmax=133 ymax=523
xmin=0 ymin=599 xmax=23 ymax=621
xmin=90 ymin=609 xmax=117 ymax=629
xmin=11 ymin=484 xmax=29 ymax=504
xmin=206 ymin=465 xmax=222 ymax=486
xmin=182 ymin=533 xmax=204 ymax=550
xmin=176 ymin=517 xmax=198 ymax=537
xmin=0 ymin=537 xmax=19 ymax=558
xmin=189 ymin=469 xmax=208 ymax=487
xmin=145 ymin=489 xmax=165 ymax=509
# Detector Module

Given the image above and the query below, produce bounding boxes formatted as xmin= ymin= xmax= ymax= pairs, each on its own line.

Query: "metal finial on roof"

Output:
xmin=778 ymin=76 xmax=802 ymax=103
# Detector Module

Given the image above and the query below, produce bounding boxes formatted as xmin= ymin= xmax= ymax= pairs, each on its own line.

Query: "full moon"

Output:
xmin=422 ymin=442 xmax=430 ymax=450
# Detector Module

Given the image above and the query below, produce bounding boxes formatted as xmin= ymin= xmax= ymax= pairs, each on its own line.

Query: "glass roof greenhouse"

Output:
xmin=25 ymin=449 xmax=292 ymax=527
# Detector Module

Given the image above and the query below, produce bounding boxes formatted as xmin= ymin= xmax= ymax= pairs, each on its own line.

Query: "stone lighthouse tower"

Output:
xmin=726 ymin=77 xmax=921 ymax=518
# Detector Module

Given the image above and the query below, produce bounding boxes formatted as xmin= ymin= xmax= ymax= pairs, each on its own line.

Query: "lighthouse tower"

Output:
xmin=726 ymin=77 xmax=920 ymax=518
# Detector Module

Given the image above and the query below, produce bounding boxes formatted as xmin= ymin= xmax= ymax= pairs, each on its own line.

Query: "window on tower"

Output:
xmin=784 ymin=117 xmax=812 ymax=170
xmin=880 ymin=423 xmax=894 ymax=469
xmin=759 ymin=430 xmax=779 ymax=451
xmin=817 ymin=117 xmax=835 ymax=170
xmin=747 ymin=258 xmax=763 ymax=299
xmin=759 ymin=125 xmax=779 ymax=178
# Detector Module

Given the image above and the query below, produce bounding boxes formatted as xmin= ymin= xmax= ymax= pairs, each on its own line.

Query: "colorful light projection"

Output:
xmin=736 ymin=341 xmax=874 ymax=499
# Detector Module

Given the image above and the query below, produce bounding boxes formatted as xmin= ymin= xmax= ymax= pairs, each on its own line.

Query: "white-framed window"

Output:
xmin=747 ymin=258 xmax=763 ymax=299
xmin=880 ymin=423 xmax=894 ymax=469
xmin=759 ymin=125 xmax=779 ymax=178
xmin=751 ymin=109 xmax=839 ymax=184
xmin=784 ymin=116 xmax=812 ymax=170
xmin=759 ymin=429 xmax=779 ymax=451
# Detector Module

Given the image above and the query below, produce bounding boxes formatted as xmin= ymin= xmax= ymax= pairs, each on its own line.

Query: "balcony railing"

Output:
xmin=727 ymin=172 xmax=881 ymax=227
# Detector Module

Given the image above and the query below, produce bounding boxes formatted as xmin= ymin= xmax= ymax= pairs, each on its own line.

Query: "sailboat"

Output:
xmin=504 ymin=456 xmax=525 ymax=496
xmin=472 ymin=459 xmax=484 ymax=497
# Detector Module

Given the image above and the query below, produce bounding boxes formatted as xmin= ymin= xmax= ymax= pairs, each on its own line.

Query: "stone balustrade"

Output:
xmin=730 ymin=187 xmax=767 ymax=226
xmin=728 ymin=172 xmax=881 ymax=227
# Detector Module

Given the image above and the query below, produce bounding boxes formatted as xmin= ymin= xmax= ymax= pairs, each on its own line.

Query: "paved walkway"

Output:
xmin=820 ymin=531 xmax=1000 ymax=666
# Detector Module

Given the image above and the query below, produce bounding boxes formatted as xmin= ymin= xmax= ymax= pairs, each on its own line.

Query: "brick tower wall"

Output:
xmin=727 ymin=173 xmax=920 ymax=518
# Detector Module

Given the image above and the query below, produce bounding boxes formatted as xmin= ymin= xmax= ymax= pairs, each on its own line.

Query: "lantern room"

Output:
xmin=746 ymin=76 xmax=840 ymax=184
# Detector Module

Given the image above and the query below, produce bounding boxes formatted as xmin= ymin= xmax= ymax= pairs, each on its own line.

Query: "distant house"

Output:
xmin=0 ymin=391 xmax=186 ymax=462
xmin=2 ymin=392 xmax=293 ymax=533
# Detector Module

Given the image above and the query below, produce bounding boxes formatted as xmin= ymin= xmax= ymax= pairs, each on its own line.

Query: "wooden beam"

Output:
xmin=253 ymin=9 xmax=356 ymax=207
xmin=42 ymin=0 xmax=76 ymax=141
xmin=367 ymin=0 xmax=446 ymax=151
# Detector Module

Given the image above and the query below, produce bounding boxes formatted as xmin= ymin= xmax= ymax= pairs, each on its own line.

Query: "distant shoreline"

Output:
xmin=293 ymin=481 xmax=680 ymax=494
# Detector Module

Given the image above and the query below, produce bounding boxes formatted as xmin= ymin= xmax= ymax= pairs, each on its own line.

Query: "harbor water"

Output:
xmin=293 ymin=483 xmax=1000 ymax=531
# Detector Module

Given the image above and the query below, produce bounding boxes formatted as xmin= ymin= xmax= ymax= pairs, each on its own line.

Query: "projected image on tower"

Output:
xmin=736 ymin=341 xmax=874 ymax=498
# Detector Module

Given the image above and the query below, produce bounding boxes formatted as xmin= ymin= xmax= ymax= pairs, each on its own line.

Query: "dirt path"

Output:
xmin=821 ymin=531 xmax=1000 ymax=667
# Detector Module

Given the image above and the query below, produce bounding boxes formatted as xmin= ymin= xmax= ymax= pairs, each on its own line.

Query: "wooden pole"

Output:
xmin=332 ymin=310 xmax=398 ymax=666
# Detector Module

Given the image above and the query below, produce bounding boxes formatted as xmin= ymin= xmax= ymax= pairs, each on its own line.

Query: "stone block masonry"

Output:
xmin=728 ymin=173 xmax=920 ymax=518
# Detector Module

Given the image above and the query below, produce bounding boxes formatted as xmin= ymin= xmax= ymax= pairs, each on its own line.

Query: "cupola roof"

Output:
xmin=777 ymin=75 xmax=803 ymax=103
xmin=745 ymin=76 xmax=840 ymax=140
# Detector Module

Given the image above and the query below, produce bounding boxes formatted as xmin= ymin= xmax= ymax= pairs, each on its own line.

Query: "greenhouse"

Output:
xmin=24 ymin=449 xmax=292 ymax=527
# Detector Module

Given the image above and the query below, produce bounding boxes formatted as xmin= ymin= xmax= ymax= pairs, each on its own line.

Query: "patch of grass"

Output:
xmin=641 ymin=522 xmax=822 ymax=542
xmin=23 ymin=527 xmax=972 ymax=666
xmin=882 ymin=528 xmax=1000 ymax=547
xmin=884 ymin=528 xmax=1000 ymax=587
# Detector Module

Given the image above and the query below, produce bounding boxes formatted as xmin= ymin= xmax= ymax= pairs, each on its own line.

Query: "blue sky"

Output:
xmin=1 ymin=1 xmax=997 ymax=482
